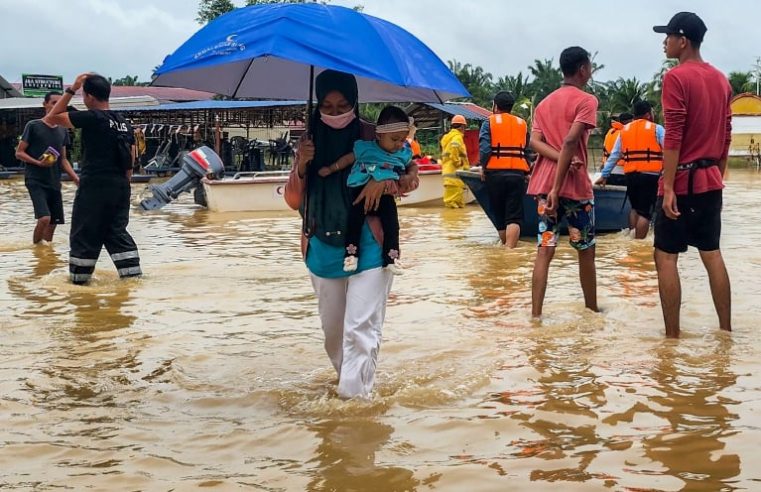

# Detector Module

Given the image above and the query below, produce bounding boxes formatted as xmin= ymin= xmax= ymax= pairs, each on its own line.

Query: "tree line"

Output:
xmin=110 ymin=0 xmax=760 ymax=133
xmin=449 ymin=57 xmax=759 ymax=128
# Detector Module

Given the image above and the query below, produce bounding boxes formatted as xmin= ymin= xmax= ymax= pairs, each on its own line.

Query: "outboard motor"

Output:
xmin=139 ymin=146 xmax=224 ymax=210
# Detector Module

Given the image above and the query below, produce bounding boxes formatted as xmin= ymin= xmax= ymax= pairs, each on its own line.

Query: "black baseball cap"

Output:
xmin=653 ymin=12 xmax=707 ymax=43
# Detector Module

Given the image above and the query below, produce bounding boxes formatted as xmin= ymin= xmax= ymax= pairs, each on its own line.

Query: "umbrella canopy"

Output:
xmin=152 ymin=3 xmax=469 ymax=103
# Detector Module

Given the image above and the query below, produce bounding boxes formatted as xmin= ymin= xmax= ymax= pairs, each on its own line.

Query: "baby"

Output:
xmin=318 ymin=106 xmax=413 ymax=274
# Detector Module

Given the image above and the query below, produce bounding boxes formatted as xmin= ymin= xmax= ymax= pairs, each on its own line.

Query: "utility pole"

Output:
xmin=756 ymin=56 xmax=761 ymax=96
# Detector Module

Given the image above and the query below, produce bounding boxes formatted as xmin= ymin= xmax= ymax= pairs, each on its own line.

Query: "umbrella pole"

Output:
xmin=306 ymin=65 xmax=314 ymax=137
xmin=302 ymin=65 xmax=314 ymax=236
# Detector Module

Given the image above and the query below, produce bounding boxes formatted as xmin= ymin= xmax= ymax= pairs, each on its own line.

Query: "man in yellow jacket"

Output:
xmin=440 ymin=114 xmax=470 ymax=208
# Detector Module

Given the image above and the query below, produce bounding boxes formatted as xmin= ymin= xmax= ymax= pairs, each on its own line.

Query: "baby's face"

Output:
xmin=377 ymin=130 xmax=409 ymax=153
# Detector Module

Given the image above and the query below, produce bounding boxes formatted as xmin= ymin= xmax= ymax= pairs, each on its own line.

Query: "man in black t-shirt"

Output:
xmin=44 ymin=73 xmax=141 ymax=285
xmin=15 ymin=92 xmax=79 ymax=244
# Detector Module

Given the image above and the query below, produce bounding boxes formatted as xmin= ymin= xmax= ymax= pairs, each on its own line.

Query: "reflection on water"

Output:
xmin=0 ymin=171 xmax=760 ymax=489
xmin=640 ymin=341 xmax=740 ymax=491
xmin=307 ymin=419 xmax=418 ymax=492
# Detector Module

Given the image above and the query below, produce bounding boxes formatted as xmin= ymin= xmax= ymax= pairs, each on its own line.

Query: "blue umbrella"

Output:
xmin=152 ymin=3 xmax=469 ymax=103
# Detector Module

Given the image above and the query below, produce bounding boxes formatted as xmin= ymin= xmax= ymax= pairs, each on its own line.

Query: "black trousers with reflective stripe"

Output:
xmin=69 ymin=176 xmax=141 ymax=284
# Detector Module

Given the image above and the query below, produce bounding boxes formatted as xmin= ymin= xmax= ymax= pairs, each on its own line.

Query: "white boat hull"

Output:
xmin=202 ymin=174 xmax=291 ymax=212
xmin=201 ymin=169 xmax=471 ymax=212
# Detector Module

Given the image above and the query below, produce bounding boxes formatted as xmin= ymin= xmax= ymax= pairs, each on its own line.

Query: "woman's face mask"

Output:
xmin=320 ymin=109 xmax=356 ymax=129
xmin=319 ymin=90 xmax=356 ymax=129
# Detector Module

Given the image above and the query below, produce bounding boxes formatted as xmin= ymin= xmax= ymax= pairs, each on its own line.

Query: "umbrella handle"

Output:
xmin=302 ymin=65 xmax=315 ymax=237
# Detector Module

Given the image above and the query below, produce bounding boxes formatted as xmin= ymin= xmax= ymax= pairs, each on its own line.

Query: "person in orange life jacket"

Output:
xmin=652 ymin=12 xmax=732 ymax=338
xmin=598 ymin=112 xmax=633 ymax=186
xmin=478 ymin=91 xmax=531 ymax=247
xmin=597 ymin=101 xmax=664 ymax=239
xmin=405 ymin=122 xmax=422 ymax=159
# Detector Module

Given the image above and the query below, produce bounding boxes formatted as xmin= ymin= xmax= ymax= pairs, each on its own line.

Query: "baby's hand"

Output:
xmin=318 ymin=167 xmax=332 ymax=177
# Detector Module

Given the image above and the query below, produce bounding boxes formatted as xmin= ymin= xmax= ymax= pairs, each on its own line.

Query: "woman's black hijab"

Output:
xmin=303 ymin=70 xmax=361 ymax=247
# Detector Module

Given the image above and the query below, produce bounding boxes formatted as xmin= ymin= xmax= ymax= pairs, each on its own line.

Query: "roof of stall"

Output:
xmin=0 ymin=95 xmax=159 ymax=110
xmin=0 ymin=75 xmax=23 ymax=98
xmin=405 ymin=102 xmax=491 ymax=128
xmin=113 ymin=99 xmax=307 ymax=112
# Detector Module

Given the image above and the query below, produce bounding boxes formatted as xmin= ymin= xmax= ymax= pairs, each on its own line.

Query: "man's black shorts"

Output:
xmin=654 ymin=189 xmax=722 ymax=254
xmin=26 ymin=182 xmax=64 ymax=224
xmin=606 ymin=173 xmax=627 ymax=187
xmin=626 ymin=172 xmax=659 ymax=220
xmin=484 ymin=170 xmax=527 ymax=230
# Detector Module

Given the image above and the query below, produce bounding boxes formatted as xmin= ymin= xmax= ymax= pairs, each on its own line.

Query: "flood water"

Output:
xmin=1 ymin=169 xmax=760 ymax=490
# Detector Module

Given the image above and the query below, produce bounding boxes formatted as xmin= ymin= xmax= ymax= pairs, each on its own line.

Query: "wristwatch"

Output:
xmin=65 ymin=88 xmax=76 ymax=96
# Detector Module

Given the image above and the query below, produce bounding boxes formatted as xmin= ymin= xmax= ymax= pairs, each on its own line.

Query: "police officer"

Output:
xmin=44 ymin=73 xmax=141 ymax=284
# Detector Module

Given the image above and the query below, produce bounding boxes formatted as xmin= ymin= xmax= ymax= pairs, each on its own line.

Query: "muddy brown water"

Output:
xmin=1 ymin=170 xmax=759 ymax=490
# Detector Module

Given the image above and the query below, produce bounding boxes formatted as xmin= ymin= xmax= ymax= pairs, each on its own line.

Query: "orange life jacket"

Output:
xmin=486 ymin=113 xmax=529 ymax=172
xmin=602 ymin=121 xmax=624 ymax=167
xmin=406 ymin=138 xmax=421 ymax=157
xmin=620 ymin=119 xmax=663 ymax=174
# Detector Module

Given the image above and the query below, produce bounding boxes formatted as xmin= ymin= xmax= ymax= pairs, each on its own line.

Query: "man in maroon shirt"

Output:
xmin=652 ymin=12 xmax=732 ymax=338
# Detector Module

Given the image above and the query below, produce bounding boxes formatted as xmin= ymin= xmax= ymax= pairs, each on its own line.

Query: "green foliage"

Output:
xmin=598 ymin=77 xmax=654 ymax=113
xmin=447 ymin=60 xmax=493 ymax=107
xmin=445 ymin=55 xmax=679 ymax=127
xmin=728 ymin=71 xmax=755 ymax=96
xmin=110 ymin=75 xmax=148 ymax=87
xmin=245 ymin=0 xmax=363 ymax=11
xmin=196 ymin=0 xmax=235 ymax=23
xmin=527 ymin=58 xmax=562 ymax=104
xmin=198 ymin=0 xmax=362 ymax=24
xmin=358 ymin=103 xmax=385 ymax=124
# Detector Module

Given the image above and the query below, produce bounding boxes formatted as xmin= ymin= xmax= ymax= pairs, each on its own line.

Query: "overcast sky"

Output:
xmin=2 ymin=0 xmax=760 ymax=86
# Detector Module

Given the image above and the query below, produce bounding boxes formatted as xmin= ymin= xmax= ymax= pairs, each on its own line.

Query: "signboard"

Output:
xmin=22 ymin=74 xmax=64 ymax=98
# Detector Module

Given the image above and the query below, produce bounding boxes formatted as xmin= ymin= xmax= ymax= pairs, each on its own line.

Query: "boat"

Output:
xmin=199 ymin=162 xmax=469 ymax=212
xmin=456 ymin=170 xmax=631 ymax=236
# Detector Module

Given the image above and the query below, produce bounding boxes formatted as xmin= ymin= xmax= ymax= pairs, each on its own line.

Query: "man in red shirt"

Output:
xmin=528 ymin=46 xmax=599 ymax=317
xmin=653 ymin=12 xmax=732 ymax=337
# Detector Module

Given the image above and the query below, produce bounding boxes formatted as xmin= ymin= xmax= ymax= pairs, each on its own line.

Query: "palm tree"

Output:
xmin=196 ymin=0 xmax=235 ymax=23
xmin=111 ymin=75 xmax=143 ymax=86
xmin=601 ymin=77 xmax=653 ymax=114
xmin=447 ymin=59 xmax=494 ymax=107
xmin=493 ymin=72 xmax=532 ymax=120
xmin=528 ymin=59 xmax=562 ymax=104
xmin=651 ymin=59 xmax=679 ymax=94
xmin=494 ymin=72 xmax=530 ymax=102
xmin=728 ymin=71 xmax=754 ymax=96
xmin=648 ymin=59 xmax=679 ymax=121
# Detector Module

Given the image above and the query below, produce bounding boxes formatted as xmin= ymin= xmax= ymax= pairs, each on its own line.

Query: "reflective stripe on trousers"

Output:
xmin=69 ymin=178 xmax=141 ymax=283
xmin=111 ymin=250 xmax=139 ymax=262
xmin=69 ymin=254 xmax=97 ymax=284
xmin=310 ymin=267 xmax=393 ymax=399
xmin=70 ymin=272 xmax=93 ymax=284
xmin=69 ymin=256 xmax=97 ymax=267
xmin=117 ymin=266 xmax=142 ymax=277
